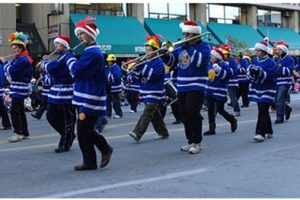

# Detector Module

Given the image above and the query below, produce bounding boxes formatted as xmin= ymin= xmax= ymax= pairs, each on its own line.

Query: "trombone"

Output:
xmin=35 ymin=41 xmax=85 ymax=71
xmin=122 ymin=32 xmax=211 ymax=72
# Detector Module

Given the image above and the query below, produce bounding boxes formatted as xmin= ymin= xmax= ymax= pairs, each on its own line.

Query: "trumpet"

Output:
xmin=35 ymin=41 xmax=85 ymax=71
xmin=122 ymin=32 xmax=211 ymax=72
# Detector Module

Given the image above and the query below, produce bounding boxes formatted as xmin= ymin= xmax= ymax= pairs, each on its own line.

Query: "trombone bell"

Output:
xmin=162 ymin=40 xmax=174 ymax=52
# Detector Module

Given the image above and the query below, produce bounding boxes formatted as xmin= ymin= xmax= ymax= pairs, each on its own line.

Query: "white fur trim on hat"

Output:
xmin=179 ymin=22 xmax=201 ymax=34
xmin=254 ymin=43 xmax=268 ymax=52
xmin=211 ymin=50 xmax=223 ymax=60
xmin=74 ymin=26 xmax=99 ymax=41
xmin=277 ymin=44 xmax=288 ymax=53
xmin=53 ymin=38 xmax=70 ymax=49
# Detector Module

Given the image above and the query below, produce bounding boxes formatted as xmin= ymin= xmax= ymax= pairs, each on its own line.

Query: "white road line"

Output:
xmin=42 ymin=167 xmax=207 ymax=198
xmin=1 ymin=114 xmax=300 ymax=153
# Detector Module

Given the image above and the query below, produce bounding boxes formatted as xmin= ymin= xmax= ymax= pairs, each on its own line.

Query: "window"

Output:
xmin=207 ymin=4 xmax=240 ymax=24
xmin=69 ymin=3 xmax=125 ymax=16
xmin=257 ymin=9 xmax=282 ymax=27
xmin=144 ymin=3 xmax=188 ymax=20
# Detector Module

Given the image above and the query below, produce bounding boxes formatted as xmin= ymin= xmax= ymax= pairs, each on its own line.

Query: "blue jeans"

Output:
xmin=228 ymin=87 xmax=240 ymax=112
xmin=276 ymin=85 xmax=290 ymax=121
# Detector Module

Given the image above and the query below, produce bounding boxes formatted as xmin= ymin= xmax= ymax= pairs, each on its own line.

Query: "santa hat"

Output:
xmin=243 ymin=53 xmax=251 ymax=61
xmin=74 ymin=16 xmax=100 ymax=41
xmin=221 ymin=44 xmax=231 ymax=55
xmin=276 ymin=40 xmax=289 ymax=53
xmin=8 ymin=32 xmax=28 ymax=48
xmin=254 ymin=40 xmax=269 ymax=52
xmin=179 ymin=20 xmax=201 ymax=34
xmin=145 ymin=35 xmax=161 ymax=49
xmin=211 ymin=47 xmax=225 ymax=61
xmin=53 ymin=35 xmax=71 ymax=49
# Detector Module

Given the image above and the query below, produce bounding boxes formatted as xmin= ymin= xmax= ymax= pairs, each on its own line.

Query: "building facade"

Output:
xmin=1 ymin=3 xmax=300 ymax=57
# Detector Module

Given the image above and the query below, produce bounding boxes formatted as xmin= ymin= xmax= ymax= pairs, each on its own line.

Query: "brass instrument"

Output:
xmin=35 ymin=41 xmax=85 ymax=72
xmin=122 ymin=32 xmax=211 ymax=72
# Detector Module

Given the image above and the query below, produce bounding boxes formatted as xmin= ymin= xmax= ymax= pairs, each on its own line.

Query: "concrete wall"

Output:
xmin=126 ymin=3 xmax=144 ymax=24
xmin=189 ymin=3 xmax=206 ymax=24
xmin=0 ymin=4 xmax=16 ymax=56
xmin=21 ymin=3 xmax=70 ymax=51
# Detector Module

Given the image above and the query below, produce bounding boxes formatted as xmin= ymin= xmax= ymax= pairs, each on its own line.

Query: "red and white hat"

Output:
xmin=254 ymin=40 xmax=268 ymax=52
xmin=179 ymin=20 xmax=201 ymax=34
xmin=211 ymin=47 xmax=225 ymax=61
xmin=54 ymin=35 xmax=71 ymax=49
xmin=74 ymin=16 xmax=100 ymax=41
xmin=276 ymin=40 xmax=289 ymax=53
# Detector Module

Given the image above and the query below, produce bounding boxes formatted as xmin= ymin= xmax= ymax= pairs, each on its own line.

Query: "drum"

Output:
xmin=164 ymin=80 xmax=177 ymax=105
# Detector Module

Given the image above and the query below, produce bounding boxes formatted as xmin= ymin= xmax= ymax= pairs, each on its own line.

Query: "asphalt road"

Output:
xmin=1 ymin=95 xmax=300 ymax=198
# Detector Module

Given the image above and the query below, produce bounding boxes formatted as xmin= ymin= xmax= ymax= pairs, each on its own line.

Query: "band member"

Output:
xmin=106 ymin=54 xmax=123 ymax=118
xmin=204 ymin=47 xmax=237 ymax=136
xmin=125 ymin=63 xmax=140 ymax=113
xmin=222 ymin=45 xmax=241 ymax=117
xmin=274 ymin=40 xmax=294 ymax=124
xmin=128 ymin=35 xmax=169 ymax=142
xmin=0 ymin=32 xmax=33 ymax=142
xmin=31 ymin=70 xmax=52 ymax=120
xmin=248 ymin=40 xmax=276 ymax=142
xmin=44 ymin=35 xmax=76 ymax=153
xmin=159 ymin=65 xmax=181 ymax=124
xmin=65 ymin=17 xmax=113 ymax=170
xmin=0 ymin=62 xmax=12 ymax=130
xmin=237 ymin=53 xmax=251 ymax=108
xmin=164 ymin=21 xmax=211 ymax=154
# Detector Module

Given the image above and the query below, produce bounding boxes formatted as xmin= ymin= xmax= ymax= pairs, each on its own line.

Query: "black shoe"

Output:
xmin=231 ymin=118 xmax=237 ymax=132
xmin=227 ymin=103 xmax=233 ymax=107
xmin=74 ymin=164 xmax=97 ymax=171
xmin=203 ymin=130 xmax=216 ymax=136
xmin=274 ymin=119 xmax=284 ymax=124
xmin=241 ymin=104 xmax=249 ymax=108
xmin=100 ymin=147 xmax=113 ymax=168
xmin=54 ymin=146 xmax=69 ymax=153
xmin=31 ymin=113 xmax=41 ymax=120
xmin=286 ymin=107 xmax=292 ymax=120
xmin=172 ymin=120 xmax=182 ymax=125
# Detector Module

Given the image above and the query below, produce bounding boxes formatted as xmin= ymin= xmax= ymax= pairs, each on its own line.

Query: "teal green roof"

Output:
xmin=70 ymin=14 xmax=148 ymax=55
xmin=207 ymin=23 xmax=263 ymax=48
xmin=144 ymin=18 xmax=219 ymax=45
xmin=257 ymin=26 xmax=300 ymax=49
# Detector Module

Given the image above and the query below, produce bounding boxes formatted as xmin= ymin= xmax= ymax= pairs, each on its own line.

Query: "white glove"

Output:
xmin=213 ymin=63 xmax=222 ymax=76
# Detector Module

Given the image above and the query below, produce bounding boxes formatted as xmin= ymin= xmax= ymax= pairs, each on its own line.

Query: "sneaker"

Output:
xmin=265 ymin=134 xmax=273 ymax=139
xmin=0 ymin=126 xmax=12 ymax=130
xmin=113 ymin=115 xmax=121 ymax=119
xmin=129 ymin=131 xmax=140 ymax=142
xmin=234 ymin=112 xmax=240 ymax=117
xmin=8 ymin=134 xmax=25 ymax=143
xmin=180 ymin=144 xmax=192 ymax=152
xmin=188 ymin=143 xmax=202 ymax=154
xmin=129 ymin=110 xmax=136 ymax=113
xmin=253 ymin=135 xmax=265 ymax=142
xmin=154 ymin=134 xmax=169 ymax=140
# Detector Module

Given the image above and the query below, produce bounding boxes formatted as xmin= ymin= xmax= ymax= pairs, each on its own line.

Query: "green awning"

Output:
xmin=144 ymin=18 xmax=219 ymax=45
xmin=70 ymin=14 xmax=148 ymax=56
xmin=257 ymin=26 xmax=300 ymax=50
xmin=207 ymin=23 xmax=263 ymax=48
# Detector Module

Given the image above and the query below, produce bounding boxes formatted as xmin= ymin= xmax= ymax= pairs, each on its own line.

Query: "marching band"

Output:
xmin=0 ymin=17 xmax=299 ymax=170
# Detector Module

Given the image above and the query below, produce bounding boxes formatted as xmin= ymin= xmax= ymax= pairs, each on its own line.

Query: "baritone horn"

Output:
xmin=122 ymin=32 xmax=211 ymax=72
